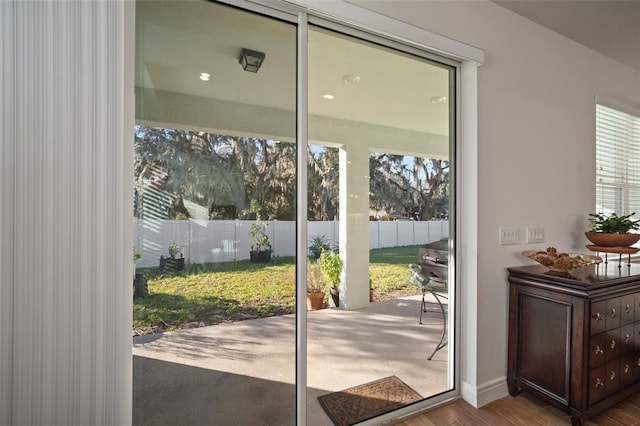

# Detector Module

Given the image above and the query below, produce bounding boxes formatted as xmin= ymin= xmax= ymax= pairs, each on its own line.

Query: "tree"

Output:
xmin=308 ymin=146 xmax=339 ymax=221
xmin=134 ymin=125 xmax=448 ymax=223
xmin=134 ymin=126 xmax=297 ymax=220
xmin=410 ymin=157 xmax=449 ymax=220
xmin=369 ymin=153 xmax=449 ymax=221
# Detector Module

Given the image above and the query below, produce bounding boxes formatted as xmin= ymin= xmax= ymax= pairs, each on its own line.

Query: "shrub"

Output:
xmin=308 ymin=234 xmax=331 ymax=259
xmin=319 ymin=250 xmax=341 ymax=289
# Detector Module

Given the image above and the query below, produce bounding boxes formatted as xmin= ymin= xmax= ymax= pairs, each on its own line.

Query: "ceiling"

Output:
xmin=493 ymin=0 xmax=640 ymax=73
xmin=136 ymin=0 xmax=638 ymax=144
xmin=136 ymin=0 xmax=452 ymax=139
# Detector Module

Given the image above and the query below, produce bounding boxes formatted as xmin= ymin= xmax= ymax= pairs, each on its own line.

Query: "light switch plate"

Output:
xmin=526 ymin=226 xmax=545 ymax=244
xmin=499 ymin=227 xmax=520 ymax=245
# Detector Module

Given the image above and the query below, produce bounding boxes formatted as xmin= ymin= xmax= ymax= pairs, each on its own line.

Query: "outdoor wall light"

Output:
xmin=239 ymin=48 xmax=265 ymax=73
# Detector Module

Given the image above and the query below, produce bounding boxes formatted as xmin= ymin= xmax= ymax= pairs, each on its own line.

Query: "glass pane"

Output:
xmin=307 ymin=26 xmax=454 ymax=424
xmin=132 ymin=2 xmax=297 ymax=425
xmin=596 ymin=104 xmax=640 ymax=216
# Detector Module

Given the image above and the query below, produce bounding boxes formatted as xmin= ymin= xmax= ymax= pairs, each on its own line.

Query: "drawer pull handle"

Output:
xmin=594 ymin=378 xmax=604 ymax=388
xmin=625 ymin=364 xmax=630 ymax=374
xmin=594 ymin=345 xmax=604 ymax=355
xmin=626 ymin=334 xmax=631 ymax=343
xmin=637 ymin=358 xmax=640 ymax=367
xmin=610 ymin=371 xmax=616 ymax=381
xmin=610 ymin=340 xmax=616 ymax=349
xmin=626 ymin=304 xmax=631 ymax=314
xmin=611 ymin=308 xmax=617 ymax=318
xmin=593 ymin=312 xmax=604 ymax=322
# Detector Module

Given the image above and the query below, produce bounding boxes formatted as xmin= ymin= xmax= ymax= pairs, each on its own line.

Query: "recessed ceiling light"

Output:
xmin=323 ymin=94 xmax=334 ymax=100
xmin=200 ymin=72 xmax=211 ymax=81
xmin=342 ymin=74 xmax=360 ymax=84
xmin=430 ymin=95 xmax=447 ymax=103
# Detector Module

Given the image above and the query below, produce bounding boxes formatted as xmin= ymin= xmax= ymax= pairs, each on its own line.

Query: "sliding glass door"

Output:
xmin=306 ymin=24 xmax=455 ymax=424
xmin=133 ymin=2 xmax=298 ymax=424
xmin=132 ymin=1 xmax=457 ymax=424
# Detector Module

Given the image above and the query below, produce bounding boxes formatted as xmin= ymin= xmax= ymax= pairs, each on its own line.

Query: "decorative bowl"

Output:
xmin=584 ymin=232 xmax=640 ymax=248
xmin=523 ymin=248 xmax=602 ymax=271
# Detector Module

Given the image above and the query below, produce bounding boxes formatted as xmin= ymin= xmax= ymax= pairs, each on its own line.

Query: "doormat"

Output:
xmin=317 ymin=376 xmax=422 ymax=426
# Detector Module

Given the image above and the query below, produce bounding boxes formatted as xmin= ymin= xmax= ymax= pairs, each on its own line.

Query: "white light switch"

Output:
xmin=526 ymin=226 xmax=545 ymax=244
xmin=499 ymin=227 xmax=520 ymax=245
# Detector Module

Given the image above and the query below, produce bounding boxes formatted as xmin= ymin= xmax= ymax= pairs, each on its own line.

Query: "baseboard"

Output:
xmin=461 ymin=376 xmax=509 ymax=408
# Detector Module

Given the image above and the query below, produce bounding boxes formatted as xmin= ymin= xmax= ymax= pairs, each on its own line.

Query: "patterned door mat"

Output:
xmin=317 ymin=376 xmax=422 ymax=426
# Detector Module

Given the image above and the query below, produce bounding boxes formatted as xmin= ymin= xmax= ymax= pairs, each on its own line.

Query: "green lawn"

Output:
xmin=133 ymin=245 xmax=422 ymax=335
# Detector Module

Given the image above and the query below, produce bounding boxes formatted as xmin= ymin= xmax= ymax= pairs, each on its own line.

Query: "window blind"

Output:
xmin=596 ymin=104 xmax=640 ymax=215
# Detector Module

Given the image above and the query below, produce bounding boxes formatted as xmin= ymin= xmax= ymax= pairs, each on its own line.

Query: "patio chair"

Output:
xmin=409 ymin=258 xmax=448 ymax=360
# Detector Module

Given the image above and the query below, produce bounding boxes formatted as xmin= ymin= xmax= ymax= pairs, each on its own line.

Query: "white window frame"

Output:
xmin=595 ymin=99 xmax=640 ymax=217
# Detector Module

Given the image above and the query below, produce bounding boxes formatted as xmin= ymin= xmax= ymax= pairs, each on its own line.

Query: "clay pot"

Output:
xmin=306 ymin=292 xmax=325 ymax=310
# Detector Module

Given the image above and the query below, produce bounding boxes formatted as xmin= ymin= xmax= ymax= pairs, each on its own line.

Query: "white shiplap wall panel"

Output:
xmin=1 ymin=1 xmax=133 ymax=425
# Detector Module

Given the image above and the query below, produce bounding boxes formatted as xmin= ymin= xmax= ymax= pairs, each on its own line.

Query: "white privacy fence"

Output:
xmin=133 ymin=218 xmax=449 ymax=268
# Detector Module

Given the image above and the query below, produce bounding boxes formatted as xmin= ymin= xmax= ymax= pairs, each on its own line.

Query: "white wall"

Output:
xmin=353 ymin=0 xmax=640 ymax=406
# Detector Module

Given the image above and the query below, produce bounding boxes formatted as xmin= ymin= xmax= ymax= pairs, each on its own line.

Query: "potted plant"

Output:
xmin=244 ymin=200 xmax=272 ymax=263
xmin=306 ymin=261 xmax=326 ymax=311
xmin=586 ymin=212 xmax=640 ymax=247
xmin=319 ymin=249 xmax=341 ymax=308
xmin=308 ymin=234 xmax=331 ymax=259
xmin=133 ymin=247 xmax=148 ymax=298
xmin=369 ymin=274 xmax=374 ymax=302
xmin=159 ymin=240 xmax=185 ymax=271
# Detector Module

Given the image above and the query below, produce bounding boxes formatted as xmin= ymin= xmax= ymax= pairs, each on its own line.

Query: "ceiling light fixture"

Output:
xmin=239 ymin=48 xmax=265 ymax=73
xmin=199 ymin=72 xmax=211 ymax=81
xmin=430 ymin=95 xmax=447 ymax=103
xmin=342 ymin=74 xmax=360 ymax=84
xmin=323 ymin=94 xmax=334 ymax=100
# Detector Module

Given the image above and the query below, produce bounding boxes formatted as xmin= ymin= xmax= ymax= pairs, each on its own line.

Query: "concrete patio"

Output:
xmin=133 ymin=294 xmax=449 ymax=425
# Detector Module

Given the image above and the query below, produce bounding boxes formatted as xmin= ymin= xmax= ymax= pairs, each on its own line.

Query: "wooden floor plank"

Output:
xmin=395 ymin=399 xmax=492 ymax=426
xmin=615 ymin=399 xmax=640 ymax=420
xmin=620 ymin=393 xmax=640 ymax=410
xmin=585 ymin=414 xmax=624 ymax=425
xmin=506 ymin=395 xmax=569 ymax=425
xmin=453 ymin=400 xmax=506 ymax=426
xmin=486 ymin=396 xmax=567 ymax=426
xmin=481 ymin=405 xmax=535 ymax=426
xmin=596 ymin=404 xmax=640 ymax=425
xmin=391 ymin=391 xmax=640 ymax=426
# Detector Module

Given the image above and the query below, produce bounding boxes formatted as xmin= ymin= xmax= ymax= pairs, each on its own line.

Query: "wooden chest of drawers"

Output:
xmin=507 ymin=264 xmax=640 ymax=426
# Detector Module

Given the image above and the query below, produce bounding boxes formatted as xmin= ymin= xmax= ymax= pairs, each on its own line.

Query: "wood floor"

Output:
xmin=392 ymin=392 xmax=640 ymax=425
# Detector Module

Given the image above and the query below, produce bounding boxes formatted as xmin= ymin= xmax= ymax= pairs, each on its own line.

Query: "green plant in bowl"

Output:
xmin=586 ymin=212 xmax=640 ymax=247
xmin=588 ymin=212 xmax=640 ymax=233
